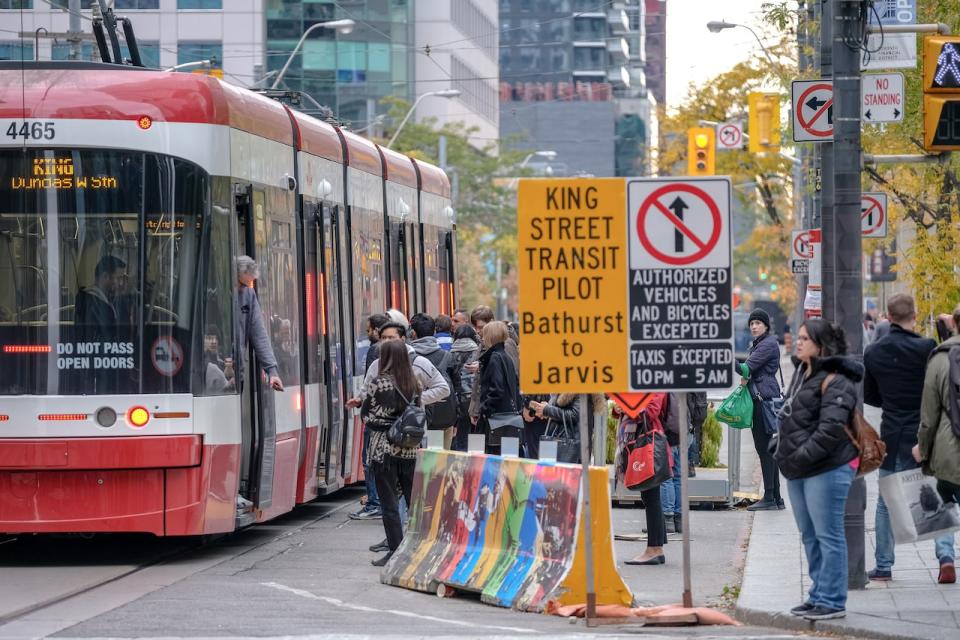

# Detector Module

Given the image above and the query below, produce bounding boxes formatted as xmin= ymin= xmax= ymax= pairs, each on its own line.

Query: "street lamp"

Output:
xmin=386 ymin=89 xmax=462 ymax=149
xmin=270 ymin=19 xmax=356 ymax=90
xmin=706 ymin=20 xmax=784 ymax=75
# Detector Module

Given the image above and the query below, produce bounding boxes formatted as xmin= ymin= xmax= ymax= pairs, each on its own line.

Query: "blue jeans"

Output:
xmin=875 ymin=460 xmax=955 ymax=570
xmin=362 ymin=427 xmax=380 ymax=510
xmin=661 ymin=445 xmax=682 ymax=515
xmin=788 ymin=463 xmax=855 ymax=610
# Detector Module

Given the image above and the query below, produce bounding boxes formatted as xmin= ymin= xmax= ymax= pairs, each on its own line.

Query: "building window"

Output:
xmin=0 ymin=1 xmax=32 ymax=9
xmin=450 ymin=0 xmax=497 ymax=62
xmin=450 ymin=54 xmax=496 ymax=123
xmin=178 ymin=0 xmax=221 ymax=8
xmin=178 ymin=41 xmax=222 ymax=68
xmin=115 ymin=0 xmax=160 ymax=8
xmin=51 ymin=42 xmax=94 ymax=60
xmin=0 ymin=41 xmax=32 ymax=61
xmin=50 ymin=1 xmax=92 ymax=7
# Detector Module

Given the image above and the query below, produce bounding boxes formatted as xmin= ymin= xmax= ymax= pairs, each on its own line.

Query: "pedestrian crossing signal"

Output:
xmin=922 ymin=36 xmax=960 ymax=152
xmin=687 ymin=127 xmax=715 ymax=176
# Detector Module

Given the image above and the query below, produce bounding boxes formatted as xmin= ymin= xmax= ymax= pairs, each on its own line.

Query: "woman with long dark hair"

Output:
xmin=776 ymin=319 xmax=861 ymax=620
xmin=738 ymin=308 xmax=784 ymax=511
xmin=360 ymin=339 xmax=421 ymax=567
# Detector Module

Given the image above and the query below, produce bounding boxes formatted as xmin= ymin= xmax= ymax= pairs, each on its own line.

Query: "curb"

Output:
xmin=736 ymin=605 xmax=959 ymax=640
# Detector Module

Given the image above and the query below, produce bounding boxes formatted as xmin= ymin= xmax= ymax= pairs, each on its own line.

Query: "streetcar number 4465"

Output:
xmin=5 ymin=121 xmax=56 ymax=140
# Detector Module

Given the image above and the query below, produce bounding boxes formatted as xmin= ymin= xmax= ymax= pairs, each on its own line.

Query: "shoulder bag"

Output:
xmin=623 ymin=413 xmax=673 ymax=491
xmin=820 ymin=373 xmax=886 ymax=476
xmin=542 ymin=410 xmax=580 ymax=463
xmin=486 ymin=354 xmax=523 ymax=431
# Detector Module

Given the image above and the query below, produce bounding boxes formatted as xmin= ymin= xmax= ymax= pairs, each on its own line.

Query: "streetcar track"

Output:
xmin=0 ymin=494 xmax=356 ymax=628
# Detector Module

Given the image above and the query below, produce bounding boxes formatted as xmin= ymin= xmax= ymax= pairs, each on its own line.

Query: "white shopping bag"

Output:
xmin=878 ymin=469 xmax=960 ymax=544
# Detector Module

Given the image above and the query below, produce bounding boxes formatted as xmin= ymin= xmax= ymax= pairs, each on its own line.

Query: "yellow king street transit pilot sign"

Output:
xmin=518 ymin=179 xmax=629 ymax=393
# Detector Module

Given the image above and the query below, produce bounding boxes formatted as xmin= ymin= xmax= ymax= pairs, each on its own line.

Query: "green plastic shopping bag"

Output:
xmin=716 ymin=364 xmax=753 ymax=428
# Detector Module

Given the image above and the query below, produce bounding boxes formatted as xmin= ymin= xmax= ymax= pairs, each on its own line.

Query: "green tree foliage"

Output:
xmin=380 ymin=97 xmax=527 ymax=311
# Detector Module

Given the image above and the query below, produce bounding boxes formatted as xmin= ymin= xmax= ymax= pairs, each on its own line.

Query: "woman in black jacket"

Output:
xmin=776 ymin=319 xmax=860 ymax=621
xmin=477 ymin=321 xmax=521 ymax=454
xmin=449 ymin=324 xmax=480 ymax=451
xmin=359 ymin=339 xmax=422 ymax=567
xmin=737 ymin=308 xmax=784 ymax=511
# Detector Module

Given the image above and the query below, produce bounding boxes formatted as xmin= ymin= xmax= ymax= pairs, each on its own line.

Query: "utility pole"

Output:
xmin=820 ymin=1 xmax=834 ymax=317
xmin=832 ymin=0 xmax=867 ymax=590
xmin=68 ymin=0 xmax=82 ymax=59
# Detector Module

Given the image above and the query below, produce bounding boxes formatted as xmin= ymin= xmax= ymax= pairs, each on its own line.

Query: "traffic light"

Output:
xmin=748 ymin=92 xmax=781 ymax=153
xmin=687 ymin=127 xmax=715 ymax=176
xmin=923 ymin=36 xmax=960 ymax=152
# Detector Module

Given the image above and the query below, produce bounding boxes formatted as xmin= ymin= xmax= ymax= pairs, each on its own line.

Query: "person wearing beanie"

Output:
xmin=737 ymin=306 xmax=785 ymax=511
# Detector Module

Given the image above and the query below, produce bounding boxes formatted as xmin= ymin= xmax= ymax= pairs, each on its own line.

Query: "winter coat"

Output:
xmin=863 ymin=324 xmax=936 ymax=470
xmin=478 ymin=342 xmax=520 ymax=418
xmin=918 ymin=335 xmax=960 ymax=485
xmin=360 ymin=344 xmax=449 ymax=406
xmin=360 ymin=374 xmax=421 ymax=432
xmin=364 ymin=340 xmax=380 ymax=373
xmin=737 ymin=332 xmax=781 ymax=400
xmin=450 ymin=338 xmax=480 ymax=406
xmin=774 ymin=355 xmax=861 ymax=480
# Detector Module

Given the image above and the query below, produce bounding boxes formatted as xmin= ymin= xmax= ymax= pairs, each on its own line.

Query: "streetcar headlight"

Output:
xmin=126 ymin=406 xmax=150 ymax=428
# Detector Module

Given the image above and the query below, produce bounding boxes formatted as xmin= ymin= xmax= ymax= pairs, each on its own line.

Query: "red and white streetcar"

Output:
xmin=0 ymin=61 xmax=456 ymax=536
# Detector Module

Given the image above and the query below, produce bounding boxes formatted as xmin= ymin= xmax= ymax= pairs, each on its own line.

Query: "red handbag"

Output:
xmin=624 ymin=428 xmax=673 ymax=491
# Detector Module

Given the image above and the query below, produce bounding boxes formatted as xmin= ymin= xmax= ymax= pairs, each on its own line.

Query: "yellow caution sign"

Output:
xmin=517 ymin=179 xmax=629 ymax=393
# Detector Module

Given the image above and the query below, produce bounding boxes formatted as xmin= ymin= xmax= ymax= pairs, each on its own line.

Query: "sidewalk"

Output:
xmin=737 ymin=404 xmax=960 ymax=640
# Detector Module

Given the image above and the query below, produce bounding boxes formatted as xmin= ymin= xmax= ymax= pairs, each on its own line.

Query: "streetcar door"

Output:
xmin=234 ymin=184 xmax=277 ymax=514
xmin=315 ymin=202 xmax=348 ymax=490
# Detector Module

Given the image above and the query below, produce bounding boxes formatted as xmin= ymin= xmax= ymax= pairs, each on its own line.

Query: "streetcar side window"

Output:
xmin=198 ymin=177 xmax=235 ymax=396
xmin=264 ymin=207 xmax=301 ymax=387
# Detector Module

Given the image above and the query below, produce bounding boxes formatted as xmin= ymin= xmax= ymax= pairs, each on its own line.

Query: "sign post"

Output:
xmin=518 ymin=178 xmax=628 ymax=625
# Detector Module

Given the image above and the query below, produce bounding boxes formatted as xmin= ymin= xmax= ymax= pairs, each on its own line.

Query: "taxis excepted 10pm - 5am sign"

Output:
xmin=518 ymin=179 xmax=629 ymax=393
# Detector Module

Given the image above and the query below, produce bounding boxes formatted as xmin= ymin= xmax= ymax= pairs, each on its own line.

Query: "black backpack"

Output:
xmin=387 ymin=388 xmax=427 ymax=448
xmin=422 ymin=349 xmax=459 ymax=429
xmin=931 ymin=344 xmax=960 ymax=440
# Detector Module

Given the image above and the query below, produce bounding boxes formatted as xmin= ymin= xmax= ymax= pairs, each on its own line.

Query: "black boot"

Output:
xmin=674 ymin=513 xmax=682 ymax=533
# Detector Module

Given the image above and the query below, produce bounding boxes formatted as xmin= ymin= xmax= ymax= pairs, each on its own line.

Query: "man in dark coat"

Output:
xmin=863 ymin=294 xmax=952 ymax=581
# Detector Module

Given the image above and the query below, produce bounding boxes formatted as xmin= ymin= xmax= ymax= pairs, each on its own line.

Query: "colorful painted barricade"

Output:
xmin=380 ymin=449 xmax=632 ymax=611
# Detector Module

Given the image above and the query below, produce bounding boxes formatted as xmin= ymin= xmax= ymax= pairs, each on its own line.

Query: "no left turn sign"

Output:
xmin=792 ymin=80 xmax=834 ymax=142
xmin=716 ymin=121 xmax=743 ymax=149
xmin=861 ymin=192 xmax=888 ymax=238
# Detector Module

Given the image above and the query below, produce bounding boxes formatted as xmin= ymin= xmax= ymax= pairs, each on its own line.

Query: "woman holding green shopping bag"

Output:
xmin=737 ymin=308 xmax=785 ymax=511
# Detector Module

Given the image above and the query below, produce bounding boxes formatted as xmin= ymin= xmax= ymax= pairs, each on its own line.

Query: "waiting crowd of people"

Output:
xmin=741 ymin=294 xmax=960 ymax=622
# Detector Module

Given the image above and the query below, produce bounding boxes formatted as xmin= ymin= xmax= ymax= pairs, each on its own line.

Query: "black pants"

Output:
xmin=642 ymin=486 xmax=666 ymax=547
xmin=523 ymin=417 xmax=548 ymax=460
xmin=751 ymin=401 xmax=781 ymax=501
xmin=372 ymin=455 xmax=416 ymax=551
xmin=452 ymin=412 xmax=471 ymax=451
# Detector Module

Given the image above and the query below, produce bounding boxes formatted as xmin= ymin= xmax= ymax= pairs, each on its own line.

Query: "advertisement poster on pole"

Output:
xmin=862 ymin=0 xmax=917 ymax=70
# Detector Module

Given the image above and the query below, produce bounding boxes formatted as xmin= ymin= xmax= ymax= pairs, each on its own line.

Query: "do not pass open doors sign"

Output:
xmin=518 ymin=179 xmax=629 ymax=392
xmin=518 ymin=177 xmax=734 ymax=394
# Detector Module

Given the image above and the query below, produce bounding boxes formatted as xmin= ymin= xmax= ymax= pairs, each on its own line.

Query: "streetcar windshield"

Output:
xmin=0 ymin=149 xmax=206 ymax=395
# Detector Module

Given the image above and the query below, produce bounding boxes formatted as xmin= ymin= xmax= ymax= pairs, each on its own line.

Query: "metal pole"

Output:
xmin=68 ymin=0 xmax=81 ymax=60
xmin=833 ymin=0 xmax=866 ymax=590
xmin=678 ymin=392 xmax=692 ymax=607
xmin=795 ymin=1 xmax=811 ymax=332
xmin=577 ymin=395 xmax=596 ymax=624
xmin=820 ymin=0 xmax=835 ymax=319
